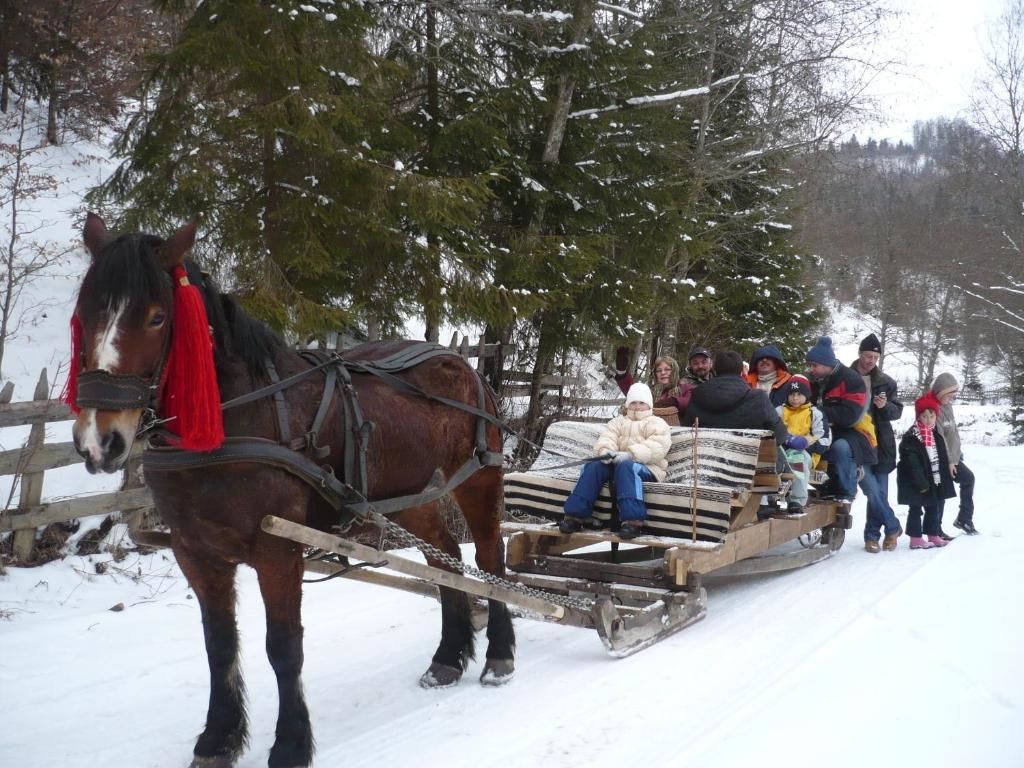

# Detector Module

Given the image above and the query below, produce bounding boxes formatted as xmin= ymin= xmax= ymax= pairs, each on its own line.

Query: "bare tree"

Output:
xmin=0 ymin=95 xmax=76 ymax=375
xmin=971 ymin=0 xmax=1024 ymax=163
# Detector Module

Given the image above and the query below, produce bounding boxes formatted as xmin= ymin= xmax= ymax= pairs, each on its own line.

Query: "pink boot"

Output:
xmin=909 ymin=536 xmax=935 ymax=550
xmin=927 ymin=535 xmax=949 ymax=548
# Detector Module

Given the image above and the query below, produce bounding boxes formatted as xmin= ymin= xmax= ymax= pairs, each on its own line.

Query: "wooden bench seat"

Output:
xmin=504 ymin=422 xmax=782 ymax=544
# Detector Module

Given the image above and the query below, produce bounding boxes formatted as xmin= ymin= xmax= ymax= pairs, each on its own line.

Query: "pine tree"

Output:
xmin=90 ymin=0 xmax=494 ymax=338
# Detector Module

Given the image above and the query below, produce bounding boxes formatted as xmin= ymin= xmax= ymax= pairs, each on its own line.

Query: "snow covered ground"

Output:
xmin=2 ymin=443 xmax=1021 ymax=768
xmin=2 ymin=112 xmax=1023 ymax=768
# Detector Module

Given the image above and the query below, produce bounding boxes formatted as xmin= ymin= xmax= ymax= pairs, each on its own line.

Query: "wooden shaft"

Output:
xmin=261 ymin=515 xmax=566 ymax=619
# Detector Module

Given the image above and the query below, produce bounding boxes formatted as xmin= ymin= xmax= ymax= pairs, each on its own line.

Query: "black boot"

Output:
xmin=617 ymin=521 xmax=644 ymax=540
xmin=558 ymin=516 xmax=584 ymax=534
xmin=954 ymin=519 xmax=979 ymax=535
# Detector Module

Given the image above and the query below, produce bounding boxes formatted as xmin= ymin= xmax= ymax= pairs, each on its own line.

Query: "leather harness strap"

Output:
xmin=142 ymin=342 xmax=504 ymax=528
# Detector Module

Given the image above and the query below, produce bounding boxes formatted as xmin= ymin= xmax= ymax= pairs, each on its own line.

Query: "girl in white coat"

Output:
xmin=558 ymin=383 xmax=672 ymax=539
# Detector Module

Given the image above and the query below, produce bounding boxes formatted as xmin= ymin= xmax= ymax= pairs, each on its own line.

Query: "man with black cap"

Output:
xmin=851 ymin=333 xmax=907 ymax=537
xmin=682 ymin=346 xmax=714 ymax=386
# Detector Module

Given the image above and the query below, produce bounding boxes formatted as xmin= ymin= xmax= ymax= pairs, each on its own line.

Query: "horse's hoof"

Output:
xmin=189 ymin=756 xmax=235 ymax=768
xmin=419 ymin=662 xmax=463 ymax=689
xmin=480 ymin=658 xmax=515 ymax=686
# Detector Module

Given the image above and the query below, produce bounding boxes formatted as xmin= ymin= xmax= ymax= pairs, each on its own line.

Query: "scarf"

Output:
xmin=916 ymin=420 xmax=935 ymax=447
xmin=914 ymin=422 xmax=940 ymax=485
xmin=757 ymin=371 xmax=777 ymax=393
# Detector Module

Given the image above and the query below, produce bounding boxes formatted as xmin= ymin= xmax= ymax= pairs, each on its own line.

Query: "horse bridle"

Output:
xmin=73 ymin=287 xmax=176 ymax=431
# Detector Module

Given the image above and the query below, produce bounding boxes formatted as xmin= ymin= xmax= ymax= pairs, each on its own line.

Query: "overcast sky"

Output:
xmin=856 ymin=0 xmax=1010 ymax=143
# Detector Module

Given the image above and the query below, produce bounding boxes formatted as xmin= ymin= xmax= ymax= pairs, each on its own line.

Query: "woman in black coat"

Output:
xmin=897 ymin=393 xmax=956 ymax=549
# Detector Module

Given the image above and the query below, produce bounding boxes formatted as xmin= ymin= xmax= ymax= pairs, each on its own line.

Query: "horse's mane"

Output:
xmin=80 ymin=232 xmax=284 ymax=379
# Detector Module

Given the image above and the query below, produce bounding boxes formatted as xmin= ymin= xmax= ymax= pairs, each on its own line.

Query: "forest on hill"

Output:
xmin=2 ymin=0 xmax=1023 ymax=441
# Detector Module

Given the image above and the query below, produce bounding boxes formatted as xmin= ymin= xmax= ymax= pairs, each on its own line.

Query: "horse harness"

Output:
xmin=142 ymin=342 xmax=505 ymax=530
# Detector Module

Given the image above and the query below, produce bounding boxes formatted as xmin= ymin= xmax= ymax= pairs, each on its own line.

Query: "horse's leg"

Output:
xmin=452 ymin=467 xmax=516 ymax=686
xmin=175 ymin=547 xmax=248 ymax=768
xmin=253 ymin=546 xmax=313 ymax=768
xmin=397 ymin=501 xmax=475 ymax=689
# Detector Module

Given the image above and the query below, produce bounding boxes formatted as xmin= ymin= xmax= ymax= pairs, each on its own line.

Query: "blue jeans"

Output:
xmin=564 ymin=459 xmax=655 ymax=521
xmin=865 ymin=465 xmax=892 ymax=531
xmin=859 ymin=464 xmax=901 ymax=541
xmin=825 ymin=439 xmax=858 ymax=500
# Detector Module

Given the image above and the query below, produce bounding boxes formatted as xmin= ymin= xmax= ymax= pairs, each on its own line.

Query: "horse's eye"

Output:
xmin=149 ymin=312 xmax=166 ymax=328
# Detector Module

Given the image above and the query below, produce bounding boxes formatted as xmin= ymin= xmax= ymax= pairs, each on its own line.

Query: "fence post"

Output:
xmin=12 ymin=370 xmax=48 ymax=562
xmin=476 ymin=337 xmax=487 ymax=373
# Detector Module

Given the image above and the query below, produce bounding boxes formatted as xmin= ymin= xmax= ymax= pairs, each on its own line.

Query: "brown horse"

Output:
xmin=68 ymin=214 xmax=515 ymax=768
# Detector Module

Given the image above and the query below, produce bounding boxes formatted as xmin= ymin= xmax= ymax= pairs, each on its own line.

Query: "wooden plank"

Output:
xmin=730 ymin=491 xmax=763 ymax=530
xmin=476 ymin=337 xmax=487 ymax=372
xmin=735 ymin=520 xmax=772 ymax=560
xmin=506 ymin=531 xmax=528 ymax=569
xmin=503 ymin=372 xmax=580 ymax=387
xmin=499 ymin=521 xmax=716 ymax=552
xmin=666 ymin=534 xmax=738 ymax=578
xmin=12 ymin=371 xmax=48 ymax=560
xmin=513 ymin=553 xmax=670 ymax=589
xmin=0 ymin=399 xmax=73 ymax=428
xmin=768 ymin=516 xmax=804 ymax=547
xmin=0 ymin=438 xmax=144 ymax=476
xmin=262 ymin=516 xmax=568 ymax=619
xmin=303 ymin=558 xmax=440 ymax=599
xmin=0 ymin=487 xmax=155 ymax=532
xmin=0 ymin=441 xmax=81 ymax=475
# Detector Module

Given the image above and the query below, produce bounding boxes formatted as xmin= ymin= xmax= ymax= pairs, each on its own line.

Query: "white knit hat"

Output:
xmin=625 ymin=383 xmax=653 ymax=409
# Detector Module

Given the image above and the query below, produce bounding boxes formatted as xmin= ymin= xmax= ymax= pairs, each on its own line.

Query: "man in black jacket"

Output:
xmin=850 ymin=333 xmax=908 ymax=533
xmin=683 ymin=350 xmax=806 ymax=452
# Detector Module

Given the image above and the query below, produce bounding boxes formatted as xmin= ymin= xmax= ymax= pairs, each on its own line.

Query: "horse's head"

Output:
xmin=70 ymin=213 xmax=198 ymax=473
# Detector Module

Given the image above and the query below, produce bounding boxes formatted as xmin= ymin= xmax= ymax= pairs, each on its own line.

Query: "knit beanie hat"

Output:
xmin=806 ymin=336 xmax=838 ymax=367
xmin=625 ymin=383 xmax=654 ymax=410
xmin=786 ymin=374 xmax=812 ymax=400
xmin=931 ymin=372 xmax=959 ymax=398
xmin=859 ymin=333 xmax=882 ymax=354
xmin=915 ymin=391 xmax=942 ymax=418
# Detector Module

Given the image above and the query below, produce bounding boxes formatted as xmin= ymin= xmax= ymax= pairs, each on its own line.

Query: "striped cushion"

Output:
xmin=504 ymin=421 xmax=770 ymax=543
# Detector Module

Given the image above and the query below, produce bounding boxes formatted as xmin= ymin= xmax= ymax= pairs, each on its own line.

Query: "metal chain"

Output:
xmin=366 ymin=510 xmax=595 ymax=612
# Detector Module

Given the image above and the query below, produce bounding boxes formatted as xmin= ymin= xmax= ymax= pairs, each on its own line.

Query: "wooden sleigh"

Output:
xmin=497 ymin=422 xmax=852 ymax=655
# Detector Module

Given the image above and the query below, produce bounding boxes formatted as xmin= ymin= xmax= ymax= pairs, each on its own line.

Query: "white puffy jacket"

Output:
xmin=593 ymin=412 xmax=672 ymax=482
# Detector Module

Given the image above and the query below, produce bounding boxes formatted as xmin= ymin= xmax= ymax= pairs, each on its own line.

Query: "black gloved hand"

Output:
xmin=614 ymin=346 xmax=630 ymax=373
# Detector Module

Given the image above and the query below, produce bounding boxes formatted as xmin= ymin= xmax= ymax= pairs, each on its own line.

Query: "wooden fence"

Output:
xmin=0 ymin=369 xmax=155 ymax=564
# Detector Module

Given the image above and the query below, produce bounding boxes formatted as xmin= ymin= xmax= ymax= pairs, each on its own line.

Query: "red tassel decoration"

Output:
xmin=60 ymin=314 xmax=84 ymax=414
xmin=162 ymin=265 xmax=224 ymax=451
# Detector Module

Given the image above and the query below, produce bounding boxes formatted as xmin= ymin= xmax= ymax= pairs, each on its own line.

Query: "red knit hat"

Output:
xmin=914 ymin=391 xmax=941 ymax=418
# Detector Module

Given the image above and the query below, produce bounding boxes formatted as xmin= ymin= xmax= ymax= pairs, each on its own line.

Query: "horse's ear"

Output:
xmin=160 ymin=220 xmax=198 ymax=270
xmin=83 ymin=213 xmax=111 ymax=259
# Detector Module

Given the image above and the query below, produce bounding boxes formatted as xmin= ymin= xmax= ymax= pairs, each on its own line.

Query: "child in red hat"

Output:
xmin=896 ymin=392 xmax=957 ymax=549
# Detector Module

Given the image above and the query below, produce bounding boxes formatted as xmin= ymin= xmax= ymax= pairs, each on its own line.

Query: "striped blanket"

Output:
xmin=504 ymin=421 xmax=772 ymax=543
